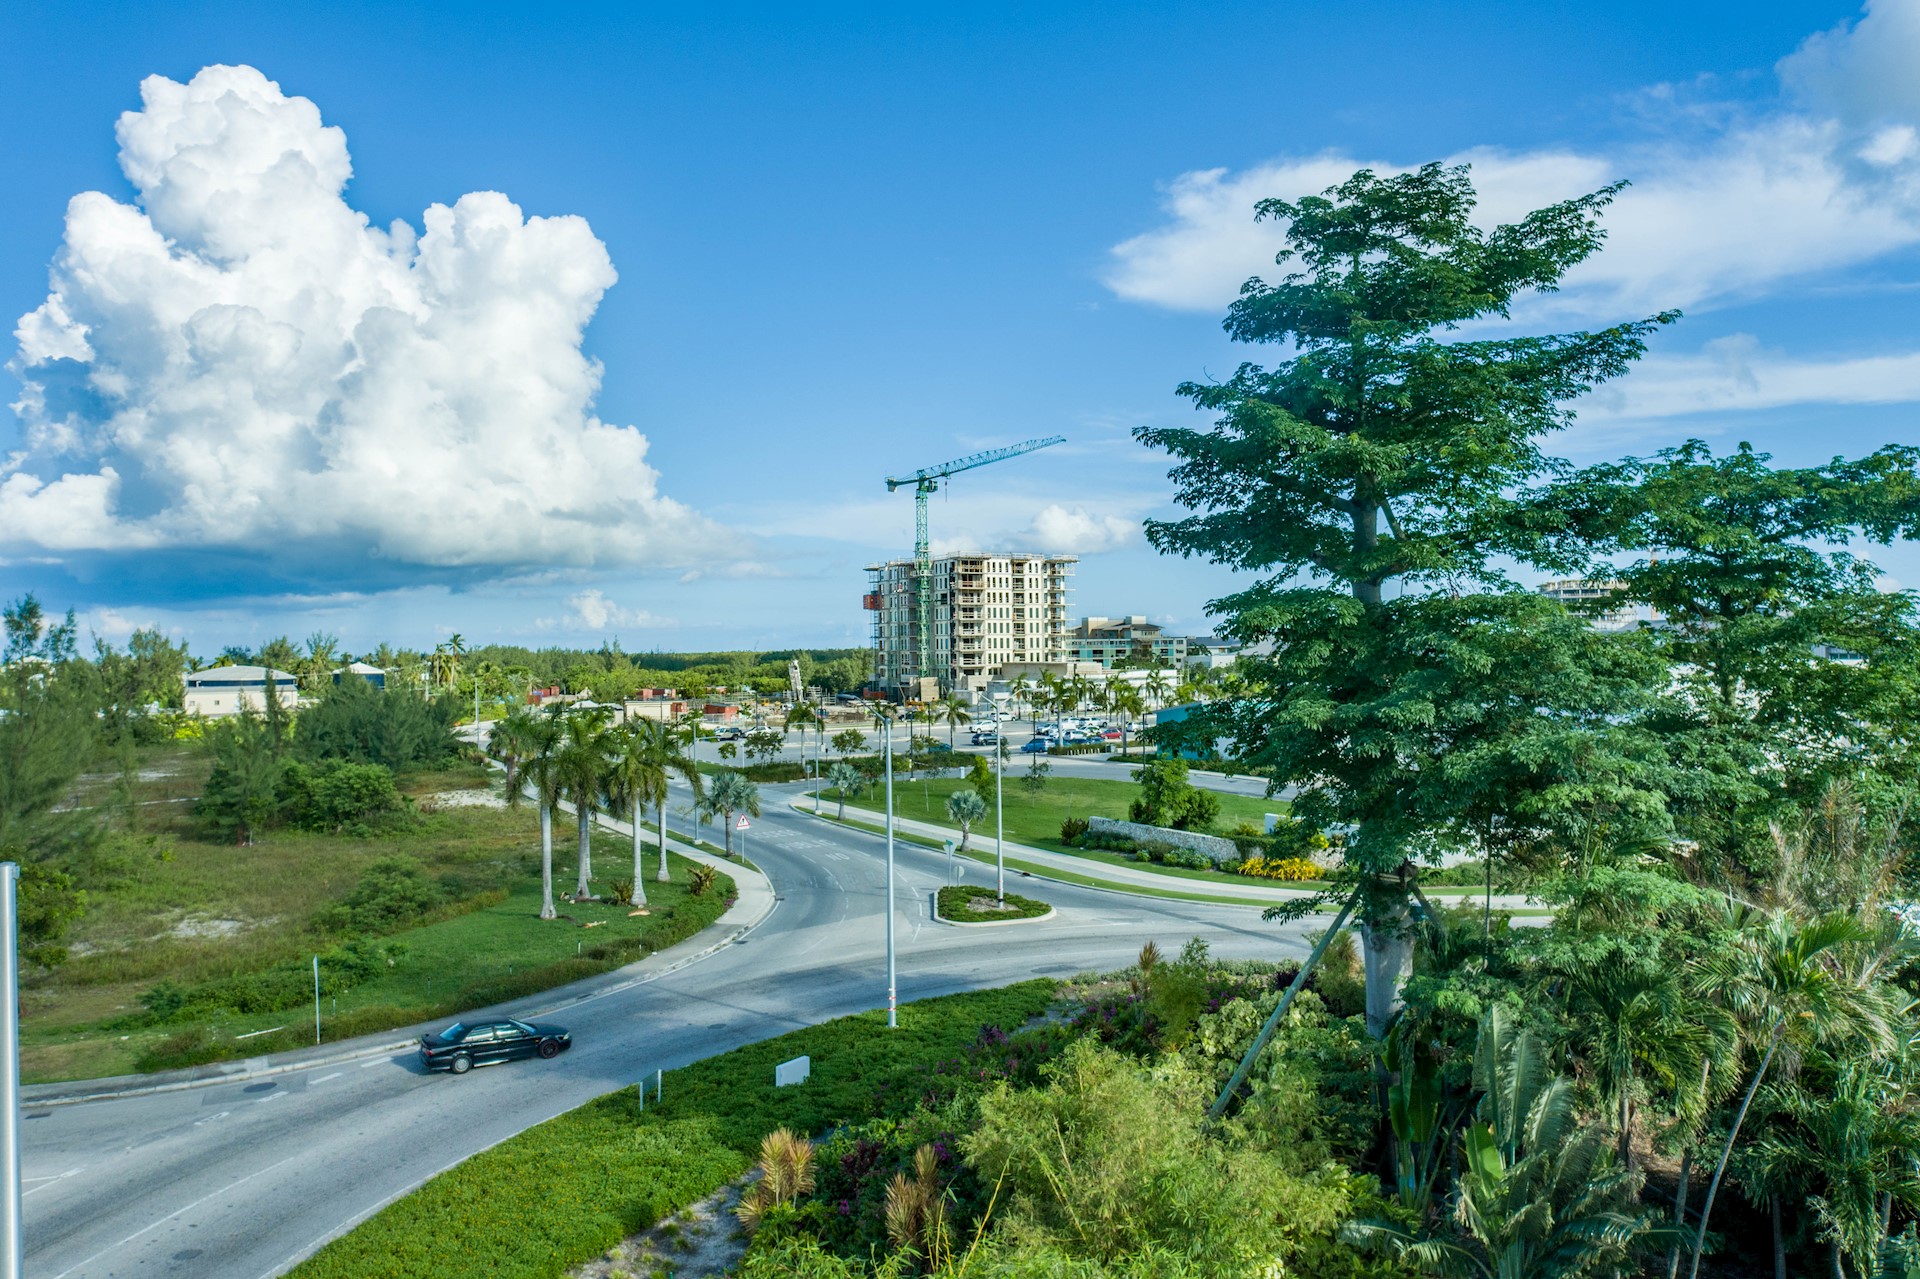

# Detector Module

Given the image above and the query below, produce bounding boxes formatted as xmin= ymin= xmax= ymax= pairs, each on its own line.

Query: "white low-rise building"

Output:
xmin=184 ymin=665 xmax=300 ymax=718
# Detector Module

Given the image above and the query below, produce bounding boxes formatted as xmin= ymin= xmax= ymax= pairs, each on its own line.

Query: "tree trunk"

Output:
xmin=655 ymin=803 xmax=671 ymax=882
xmin=575 ymin=804 xmax=592 ymax=898
xmin=1360 ymin=905 xmax=1412 ymax=1038
xmin=1668 ymin=1148 xmax=1693 ymax=1279
xmin=539 ymin=804 xmax=556 ymax=919
xmin=629 ymin=805 xmax=648 ymax=907
xmin=656 ymin=802 xmax=669 ymax=884
xmin=1689 ymin=1030 xmax=1781 ymax=1279
xmin=1829 ymin=1235 xmax=1844 ymax=1279
xmin=723 ymin=810 xmax=734 ymax=856
xmin=1772 ymin=1196 xmax=1786 ymax=1279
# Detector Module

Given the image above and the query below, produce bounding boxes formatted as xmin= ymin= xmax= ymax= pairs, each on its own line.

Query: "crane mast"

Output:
xmin=884 ymin=435 xmax=1065 ymax=690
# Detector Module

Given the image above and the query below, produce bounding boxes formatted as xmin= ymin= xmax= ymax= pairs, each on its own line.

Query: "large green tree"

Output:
xmin=1535 ymin=440 xmax=1920 ymax=875
xmin=1136 ymin=163 xmax=1676 ymax=1032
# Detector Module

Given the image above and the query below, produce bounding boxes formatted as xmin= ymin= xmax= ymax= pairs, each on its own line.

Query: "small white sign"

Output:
xmin=775 ymin=1054 xmax=810 ymax=1087
xmin=1264 ymin=813 xmax=1283 ymax=834
xmin=736 ymin=816 xmax=751 ymax=830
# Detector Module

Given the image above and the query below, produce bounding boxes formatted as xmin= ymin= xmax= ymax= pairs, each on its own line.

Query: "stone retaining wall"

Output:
xmin=1086 ymin=816 xmax=1240 ymax=864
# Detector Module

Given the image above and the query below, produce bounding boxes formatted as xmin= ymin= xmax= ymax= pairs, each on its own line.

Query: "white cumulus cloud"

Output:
xmin=1105 ymin=5 xmax=1920 ymax=324
xmin=5 ymin=65 xmax=726 ymax=579
xmin=1026 ymin=504 xmax=1138 ymax=554
xmin=555 ymin=588 xmax=674 ymax=633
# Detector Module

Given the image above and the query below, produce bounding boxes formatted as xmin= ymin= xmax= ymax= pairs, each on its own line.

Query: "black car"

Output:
xmin=419 ymin=1019 xmax=572 ymax=1074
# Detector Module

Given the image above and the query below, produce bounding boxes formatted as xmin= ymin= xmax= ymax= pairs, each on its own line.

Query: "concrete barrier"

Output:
xmin=1086 ymin=816 xmax=1239 ymax=864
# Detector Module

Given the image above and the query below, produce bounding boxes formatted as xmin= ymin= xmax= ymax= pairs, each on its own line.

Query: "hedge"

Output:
xmin=287 ymin=980 xmax=1058 ymax=1279
xmin=935 ymin=886 xmax=1050 ymax=922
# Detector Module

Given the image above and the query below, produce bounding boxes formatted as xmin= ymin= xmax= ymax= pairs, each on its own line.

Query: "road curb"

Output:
xmin=23 ymin=858 xmax=780 ymax=1109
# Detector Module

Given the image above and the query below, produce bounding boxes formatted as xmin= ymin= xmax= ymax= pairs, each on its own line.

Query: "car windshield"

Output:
xmin=436 ymin=1023 xmax=466 ymax=1042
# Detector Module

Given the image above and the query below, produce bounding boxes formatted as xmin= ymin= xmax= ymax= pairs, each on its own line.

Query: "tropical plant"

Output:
xmin=708 ymin=769 xmax=761 ymax=858
xmin=554 ymin=709 xmax=613 ymax=899
xmin=616 ymin=717 xmax=703 ymax=885
xmin=883 ymin=1144 xmax=952 ymax=1269
xmin=737 ymin=1127 xmax=815 ymax=1234
xmin=1686 ymin=910 xmax=1907 ymax=1279
xmin=827 ymin=762 xmax=861 ymax=818
xmin=507 ymin=707 xmax=567 ymax=920
xmin=1350 ymin=1006 xmax=1672 ymax=1279
xmin=945 ymin=788 xmax=987 ymax=852
xmin=831 ymin=729 xmax=866 ymax=759
xmin=688 ymin=864 xmax=719 ymax=897
xmin=932 ymin=694 xmax=972 ymax=749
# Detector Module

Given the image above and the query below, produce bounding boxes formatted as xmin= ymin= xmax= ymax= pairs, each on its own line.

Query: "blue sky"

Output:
xmin=4 ymin=1 xmax=1918 ymax=657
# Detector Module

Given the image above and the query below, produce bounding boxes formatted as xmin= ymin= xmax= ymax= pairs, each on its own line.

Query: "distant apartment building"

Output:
xmin=1537 ymin=579 xmax=1646 ymax=631
xmin=184 ymin=665 xmax=301 ymax=718
xmin=865 ymin=553 xmax=1076 ymax=696
xmin=1068 ymin=616 xmax=1189 ymax=669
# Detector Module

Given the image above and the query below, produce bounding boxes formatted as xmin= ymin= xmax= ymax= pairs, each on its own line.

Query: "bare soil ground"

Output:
xmin=567 ymin=1172 xmax=755 ymax=1279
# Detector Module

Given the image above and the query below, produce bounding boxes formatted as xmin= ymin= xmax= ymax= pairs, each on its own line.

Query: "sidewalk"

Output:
xmin=788 ymin=796 xmax=1539 ymax=911
xmin=24 ymin=826 xmax=775 ymax=1107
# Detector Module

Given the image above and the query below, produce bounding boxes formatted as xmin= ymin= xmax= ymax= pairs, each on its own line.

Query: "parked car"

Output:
xmin=1020 ymin=737 xmax=1053 ymax=753
xmin=420 ymin=1019 xmax=572 ymax=1074
xmin=714 ymin=727 xmax=746 ymax=742
xmin=970 ymin=729 xmax=999 ymax=745
xmin=1100 ymin=729 xmax=1123 ymax=742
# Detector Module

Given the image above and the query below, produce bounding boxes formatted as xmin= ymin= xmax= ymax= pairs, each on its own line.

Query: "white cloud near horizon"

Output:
xmin=549 ymin=588 xmax=675 ymax=633
xmin=4 ymin=65 xmax=728 ymax=573
xmin=1106 ymin=2 xmax=1920 ymax=331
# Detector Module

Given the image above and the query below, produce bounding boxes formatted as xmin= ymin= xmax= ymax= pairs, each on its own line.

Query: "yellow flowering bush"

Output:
xmin=1234 ymin=855 xmax=1324 ymax=882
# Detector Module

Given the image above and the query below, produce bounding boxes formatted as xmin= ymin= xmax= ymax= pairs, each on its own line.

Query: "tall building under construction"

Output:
xmin=865 ymin=553 xmax=1076 ymax=697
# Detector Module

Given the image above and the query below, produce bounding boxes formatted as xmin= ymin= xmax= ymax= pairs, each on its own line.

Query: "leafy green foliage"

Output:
xmin=1126 ymin=759 xmax=1219 ymax=831
xmin=312 ymin=856 xmax=443 ymax=934
xmin=292 ymin=675 xmax=461 ymax=770
xmin=280 ymin=759 xmax=403 ymax=834
xmin=936 ymin=887 xmax=1047 ymax=922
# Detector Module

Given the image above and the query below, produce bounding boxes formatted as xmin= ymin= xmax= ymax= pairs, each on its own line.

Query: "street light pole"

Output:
xmin=994 ymin=700 xmax=1006 ymax=902
xmin=883 ymin=712 xmax=897 ymax=1028
xmin=0 ymin=863 xmax=22 ymax=1279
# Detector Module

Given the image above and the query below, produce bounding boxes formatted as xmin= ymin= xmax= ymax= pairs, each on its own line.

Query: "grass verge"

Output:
xmin=935 ymin=886 xmax=1050 ymax=923
xmin=286 ymin=981 xmax=1059 ymax=1279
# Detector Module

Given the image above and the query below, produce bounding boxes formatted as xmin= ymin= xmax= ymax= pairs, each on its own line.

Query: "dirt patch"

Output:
xmin=167 ymin=916 xmax=255 ymax=940
xmin=420 ymin=789 xmax=506 ymax=811
xmin=567 ymin=1173 xmax=753 ymax=1279
xmin=963 ymin=895 xmax=1022 ymax=914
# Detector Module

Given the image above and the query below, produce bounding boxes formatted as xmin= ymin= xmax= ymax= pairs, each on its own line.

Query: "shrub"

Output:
xmin=1060 ymin=816 xmax=1090 ymax=843
xmin=1127 ymin=759 xmax=1220 ymax=831
xmin=688 ymin=865 xmax=719 ymax=896
xmin=313 ymin=856 xmax=443 ymax=934
xmin=609 ymin=877 xmax=635 ymax=904
xmin=294 ymin=674 xmax=461 ymax=769
xmin=1233 ymin=855 xmax=1324 ymax=882
xmin=282 ymin=759 xmax=403 ymax=833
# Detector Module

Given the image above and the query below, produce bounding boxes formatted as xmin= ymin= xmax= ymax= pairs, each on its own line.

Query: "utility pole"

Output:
xmin=883 ymin=716 xmax=897 ymax=1028
xmin=1 ymin=863 xmax=22 ymax=1279
xmin=994 ymin=728 xmax=1006 ymax=902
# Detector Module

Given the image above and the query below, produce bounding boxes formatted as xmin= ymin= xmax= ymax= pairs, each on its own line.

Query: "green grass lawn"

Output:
xmin=23 ymin=746 xmax=739 ymax=1083
xmin=823 ymin=773 xmax=1291 ymax=883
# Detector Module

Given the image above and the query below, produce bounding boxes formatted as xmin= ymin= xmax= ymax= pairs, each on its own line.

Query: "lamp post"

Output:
xmin=0 ymin=863 xmax=21 ymax=1279
xmin=992 ymin=694 xmax=1008 ymax=902
xmin=882 ymin=710 xmax=897 ymax=1028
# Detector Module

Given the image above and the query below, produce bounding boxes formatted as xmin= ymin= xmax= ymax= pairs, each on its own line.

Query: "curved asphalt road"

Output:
xmin=21 ymin=783 xmax=1310 ymax=1278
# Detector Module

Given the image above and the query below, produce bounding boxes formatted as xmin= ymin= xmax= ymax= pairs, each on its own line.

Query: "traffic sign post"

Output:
xmin=735 ymin=814 xmax=750 ymax=862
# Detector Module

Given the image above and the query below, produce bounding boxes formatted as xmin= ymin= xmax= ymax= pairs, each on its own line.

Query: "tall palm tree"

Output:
xmin=619 ymin=717 xmax=703 ymax=883
xmin=933 ymin=695 xmax=971 ymax=749
xmin=707 ymin=769 xmax=761 ymax=857
xmin=604 ymin=721 xmax=667 ymax=907
xmin=555 ymin=709 xmax=613 ymax=900
xmin=507 ymin=708 xmax=567 ymax=920
xmin=1550 ymin=948 xmax=1736 ymax=1174
xmin=1685 ymin=910 xmax=1904 ymax=1279
xmin=1141 ymin=667 xmax=1172 ymax=711
xmin=1110 ymin=685 xmax=1147 ymax=754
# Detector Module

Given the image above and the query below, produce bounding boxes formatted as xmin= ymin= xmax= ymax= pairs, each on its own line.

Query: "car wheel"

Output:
xmin=537 ymin=1040 xmax=561 ymax=1059
xmin=450 ymin=1054 xmax=473 ymax=1074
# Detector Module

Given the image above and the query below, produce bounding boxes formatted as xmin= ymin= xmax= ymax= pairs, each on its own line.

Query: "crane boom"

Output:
xmin=884 ymin=435 xmax=1065 ymax=690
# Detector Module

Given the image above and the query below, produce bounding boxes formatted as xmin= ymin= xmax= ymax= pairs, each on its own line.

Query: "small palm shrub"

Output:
xmin=1060 ymin=816 xmax=1090 ymax=843
xmin=609 ymin=878 xmax=635 ymax=904
xmin=688 ymin=865 xmax=719 ymax=897
xmin=884 ymin=1143 xmax=952 ymax=1268
xmin=737 ymin=1127 xmax=814 ymax=1233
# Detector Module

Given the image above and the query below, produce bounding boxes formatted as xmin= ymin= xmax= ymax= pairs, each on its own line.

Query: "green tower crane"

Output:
xmin=885 ymin=436 xmax=1066 ymax=689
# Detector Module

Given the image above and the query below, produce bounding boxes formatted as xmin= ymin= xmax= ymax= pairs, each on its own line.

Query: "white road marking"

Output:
xmin=22 ymin=1167 xmax=82 ymax=1196
xmin=256 ymin=1092 xmax=284 ymax=1103
xmin=50 ymin=1150 xmax=305 ymax=1279
xmin=192 ymin=1112 xmax=229 ymax=1126
xmin=311 ymin=1072 xmax=342 ymax=1084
